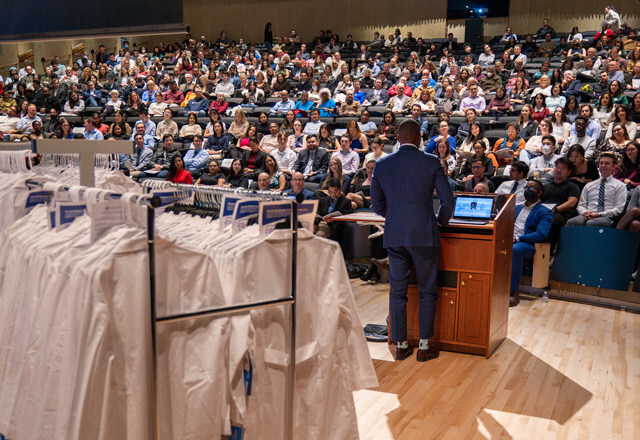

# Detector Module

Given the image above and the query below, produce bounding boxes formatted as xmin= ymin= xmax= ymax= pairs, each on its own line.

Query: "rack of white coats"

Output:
xmin=144 ymin=180 xmax=300 ymax=440
xmin=0 ymin=177 xmax=163 ymax=440
xmin=144 ymin=181 xmax=378 ymax=440
xmin=0 ymin=172 xmax=377 ymax=439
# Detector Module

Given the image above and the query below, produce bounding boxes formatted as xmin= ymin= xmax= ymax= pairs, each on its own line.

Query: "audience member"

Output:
xmin=566 ymin=152 xmax=627 ymax=227
xmin=183 ymin=135 xmax=210 ymax=178
xmin=542 ymin=157 xmax=580 ymax=253
xmin=510 ymin=180 xmax=553 ymax=306
xmin=294 ymin=133 xmax=330 ymax=183
xmin=284 ymin=172 xmax=318 ymax=200
xmin=495 ymin=160 xmax=529 ymax=204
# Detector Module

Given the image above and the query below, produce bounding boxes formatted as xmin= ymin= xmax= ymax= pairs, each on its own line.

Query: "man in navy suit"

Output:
xmin=293 ymin=134 xmax=330 ymax=183
xmin=510 ymin=180 xmax=553 ymax=306
xmin=371 ymin=119 xmax=455 ymax=362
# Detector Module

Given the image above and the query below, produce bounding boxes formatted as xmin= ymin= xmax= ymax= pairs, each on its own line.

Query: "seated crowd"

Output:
xmin=1 ymin=21 xmax=640 ymax=284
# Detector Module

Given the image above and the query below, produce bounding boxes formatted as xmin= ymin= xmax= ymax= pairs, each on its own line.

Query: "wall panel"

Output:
xmin=1 ymin=0 xmax=639 ymax=78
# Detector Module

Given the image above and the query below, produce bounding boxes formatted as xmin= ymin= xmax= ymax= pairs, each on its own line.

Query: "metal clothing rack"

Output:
xmin=21 ymin=171 xmax=300 ymax=439
xmin=0 ymin=142 xmax=33 ymax=151
xmin=146 ymin=183 xmax=300 ymax=440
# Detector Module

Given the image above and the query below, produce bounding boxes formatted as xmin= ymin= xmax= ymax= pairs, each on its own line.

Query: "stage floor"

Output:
xmin=352 ymin=279 xmax=640 ymax=440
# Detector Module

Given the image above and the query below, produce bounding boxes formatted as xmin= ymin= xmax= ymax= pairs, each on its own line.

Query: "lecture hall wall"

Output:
xmin=1 ymin=0 xmax=639 ymax=77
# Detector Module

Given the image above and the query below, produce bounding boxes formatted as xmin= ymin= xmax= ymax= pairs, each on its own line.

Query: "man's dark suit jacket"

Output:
xmin=319 ymin=194 xmax=353 ymax=216
xmin=365 ymin=88 xmax=389 ymax=105
xmin=371 ymin=144 xmax=455 ymax=248
xmin=294 ymin=147 xmax=330 ymax=175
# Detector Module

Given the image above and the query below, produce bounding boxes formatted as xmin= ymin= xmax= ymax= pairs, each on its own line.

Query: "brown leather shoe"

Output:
xmin=509 ymin=291 xmax=520 ymax=307
xmin=372 ymin=257 xmax=389 ymax=271
xmin=395 ymin=345 xmax=414 ymax=361
xmin=416 ymin=347 xmax=440 ymax=362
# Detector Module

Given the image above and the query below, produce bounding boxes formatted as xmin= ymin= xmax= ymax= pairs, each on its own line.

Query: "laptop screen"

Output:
xmin=453 ymin=195 xmax=495 ymax=220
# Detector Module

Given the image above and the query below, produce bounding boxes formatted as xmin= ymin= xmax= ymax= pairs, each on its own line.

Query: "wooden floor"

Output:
xmin=352 ymin=279 xmax=640 ymax=440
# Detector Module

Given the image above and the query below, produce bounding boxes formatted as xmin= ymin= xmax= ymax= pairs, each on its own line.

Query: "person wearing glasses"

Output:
xmin=283 ymin=172 xmax=318 ymax=200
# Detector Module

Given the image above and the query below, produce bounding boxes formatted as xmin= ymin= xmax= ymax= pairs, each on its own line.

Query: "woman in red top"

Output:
xmin=531 ymin=93 xmax=551 ymax=122
xmin=209 ymin=93 xmax=229 ymax=115
xmin=166 ymin=153 xmax=193 ymax=184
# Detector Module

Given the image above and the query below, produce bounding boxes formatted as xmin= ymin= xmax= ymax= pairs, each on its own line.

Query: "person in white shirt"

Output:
xmin=303 ymin=109 xmax=323 ymax=135
xmin=496 ymin=161 xmax=529 ymax=204
xmin=602 ymin=6 xmax=621 ymax=32
xmin=566 ymin=152 xmax=627 ymax=227
xmin=214 ymin=71 xmax=235 ymax=98
xmin=528 ymin=135 xmax=562 ymax=182
xmin=0 ymin=107 xmax=21 ymax=138
xmin=511 ymin=45 xmax=528 ymax=67
xmin=271 ymin=131 xmax=298 ymax=174
xmin=564 ymin=116 xmax=596 ymax=158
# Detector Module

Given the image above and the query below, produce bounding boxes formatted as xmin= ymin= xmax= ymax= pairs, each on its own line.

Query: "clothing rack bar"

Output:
xmin=24 ymin=178 xmax=163 ymax=208
xmin=147 ymin=203 xmax=160 ymax=440
xmin=0 ymin=142 xmax=32 ymax=151
xmin=156 ymin=297 xmax=295 ymax=324
xmin=287 ymin=199 xmax=299 ymax=440
xmin=32 ymin=139 xmax=133 ymax=187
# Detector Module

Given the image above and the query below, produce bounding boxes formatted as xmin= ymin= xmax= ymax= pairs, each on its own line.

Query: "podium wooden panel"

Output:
xmin=403 ymin=194 xmax=515 ymax=358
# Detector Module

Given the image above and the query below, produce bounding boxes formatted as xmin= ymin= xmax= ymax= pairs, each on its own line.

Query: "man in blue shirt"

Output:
xmin=183 ymin=135 xmax=210 ymax=178
xmin=352 ymin=80 xmax=366 ymax=104
xmin=16 ymin=103 xmax=41 ymax=134
xmin=82 ymin=118 xmax=104 ymax=140
xmin=270 ymin=90 xmax=295 ymax=115
xmin=409 ymin=105 xmax=430 ymax=139
xmin=129 ymin=122 xmax=155 ymax=149
xmin=134 ymin=109 xmax=156 ymax=137
xmin=121 ymin=133 xmax=153 ymax=175
xmin=184 ymin=86 xmax=209 ymax=117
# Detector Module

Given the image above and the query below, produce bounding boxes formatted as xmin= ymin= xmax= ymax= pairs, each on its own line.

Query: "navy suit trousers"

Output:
xmin=388 ymin=246 xmax=439 ymax=342
xmin=511 ymin=242 xmax=535 ymax=292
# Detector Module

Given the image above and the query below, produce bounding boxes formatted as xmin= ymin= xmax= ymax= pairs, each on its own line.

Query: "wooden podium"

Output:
xmin=327 ymin=194 xmax=515 ymax=358
xmin=405 ymin=194 xmax=515 ymax=358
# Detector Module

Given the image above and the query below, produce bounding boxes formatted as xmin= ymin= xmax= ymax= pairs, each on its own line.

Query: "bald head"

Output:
xmin=397 ymin=119 xmax=422 ymax=146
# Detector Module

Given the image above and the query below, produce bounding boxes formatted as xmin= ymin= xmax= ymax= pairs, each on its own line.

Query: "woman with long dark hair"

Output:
xmin=609 ymin=80 xmax=629 ymax=106
xmin=606 ymin=105 xmax=637 ymax=139
xmin=531 ymin=93 xmax=550 ymax=122
xmin=613 ymin=141 xmax=640 ymax=187
xmin=566 ymin=144 xmax=599 ymax=189
xmin=109 ymin=110 xmax=131 ymax=136
xmin=593 ymin=92 xmax=615 ymax=128
xmin=564 ymin=96 xmax=579 ymax=122
xmin=598 ymin=122 xmax=631 ymax=161
xmin=226 ymin=159 xmax=246 ymax=187
xmin=631 ymin=93 xmax=640 ymax=123
xmin=552 ymin=106 xmax=571 ymax=146
xmin=374 ymin=111 xmax=398 ymax=144
xmin=516 ymin=104 xmax=538 ymax=141
xmin=166 ymin=153 xmax=193 ymax=184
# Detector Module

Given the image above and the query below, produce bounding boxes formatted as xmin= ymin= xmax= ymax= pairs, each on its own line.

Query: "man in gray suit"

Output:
xmin=371 ymin=120 xmax=455 ymax=362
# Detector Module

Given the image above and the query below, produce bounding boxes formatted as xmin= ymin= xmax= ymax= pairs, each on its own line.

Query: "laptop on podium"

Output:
xmin=448 ymin=194 xmax=495 ymax=225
